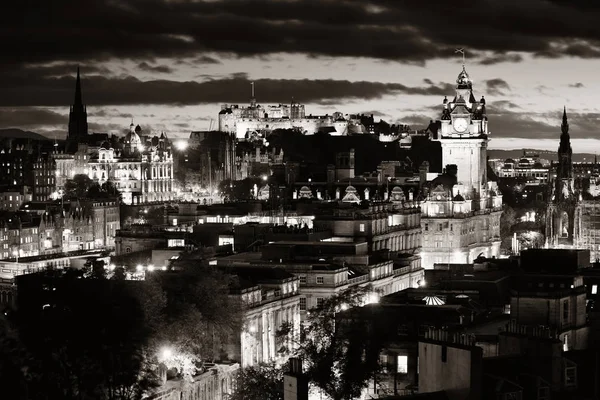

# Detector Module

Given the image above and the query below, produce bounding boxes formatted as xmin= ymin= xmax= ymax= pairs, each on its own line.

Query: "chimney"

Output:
xmin=283 ymin=358 xmax=308 ymax=400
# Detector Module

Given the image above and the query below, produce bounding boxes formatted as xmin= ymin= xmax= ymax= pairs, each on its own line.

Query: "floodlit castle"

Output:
xmin=218 ymin=89 xmax=353 ymax=139
xmin=419 ymin=65 xmax=503 ymax=269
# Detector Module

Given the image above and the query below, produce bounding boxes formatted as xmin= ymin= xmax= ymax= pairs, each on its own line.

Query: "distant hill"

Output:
xmin=488 ymin=148 xmax=596 ymax=163
xmin=0 ymin=128 xmax=51 ymax=141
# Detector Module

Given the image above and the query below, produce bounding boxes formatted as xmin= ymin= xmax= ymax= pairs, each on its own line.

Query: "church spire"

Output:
xmin=561 ymin=106 xmax=569 ymax=136
xmin=68 ymin=67 xmax=89 ymax=145
xmin=74 ymin=66 xmax=83 ymax=107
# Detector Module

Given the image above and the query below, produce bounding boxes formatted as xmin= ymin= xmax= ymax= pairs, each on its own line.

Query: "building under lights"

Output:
xmin=546 ymin=109 xmax=600 ymax=262
xmin=419 ymin=65 xmax=503 ymax=269
xmin=61 ymin=68 xmax=175 ymax=205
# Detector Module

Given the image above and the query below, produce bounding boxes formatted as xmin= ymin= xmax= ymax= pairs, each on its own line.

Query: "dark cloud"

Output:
xmin=4 ymin=0 xmax=600 ymax=67
xmin=0 ymin=70 xmax=457 ymax=107
xmin=137 ymin=62 xmax=173 ymax=74
xmin=0 ymin=108 xmax=67 ymax=129
xmin=569 ymin=82 xmax=585 ymax=88
xmin=485 ymin=79 xmax=511 ymax=96
xmin=477 ymin=53 xmax=523 ymax=65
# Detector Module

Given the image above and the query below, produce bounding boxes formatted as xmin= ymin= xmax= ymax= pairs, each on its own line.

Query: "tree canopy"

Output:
xmin=2 ymin=258 xmax=244 ymax=399
xmin=229 ymin=362 xmax=284 ymax=400
xmin=294 ymin=286 xmax=384 ymax=400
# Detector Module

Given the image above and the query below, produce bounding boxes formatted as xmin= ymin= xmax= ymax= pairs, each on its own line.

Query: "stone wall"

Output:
xmin=144 ymin=363 xmax=240 ymax=400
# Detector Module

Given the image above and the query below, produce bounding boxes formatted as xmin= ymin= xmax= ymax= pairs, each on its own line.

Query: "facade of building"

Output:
xmin=63 ymin=69 xmax=175 ymax=205
xmin=225 ymin=267 xmax=301 ymax=368
xmin=87 ymin=126 xmax=175 ymax=204
xmin=497 ymin=155 xmax=550 ymax=183
xmin=420 ymin=66 xmax=503 ymax=269
xmin=32 ymin=152 xmax=57 ymax=201
xmin=313 ymin=201 xmax=422 ymax=255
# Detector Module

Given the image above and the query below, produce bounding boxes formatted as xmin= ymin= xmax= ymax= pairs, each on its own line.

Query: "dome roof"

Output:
xmin=100 ymin=140 xmax=111 ymax=149
xmin=453 ymin=193 xmax=465 ymax=202
xmin=505 ymin=158 xmax=515 ymax=163
xmin=125 ymin=130 xmax=142 ymax=145
xmin=456 ymin=66 xmax=471 ymax=87
xmin=345 ymin=185 xmax=357 ymax=194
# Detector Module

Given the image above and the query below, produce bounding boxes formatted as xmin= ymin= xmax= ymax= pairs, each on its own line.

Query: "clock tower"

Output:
xmin=437 ymin=66 xmax=489 ymax=200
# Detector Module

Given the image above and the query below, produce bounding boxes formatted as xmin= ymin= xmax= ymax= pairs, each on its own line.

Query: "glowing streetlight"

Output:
xmin=136 ymin=264 xmax=143 ymax=272
xmin=160 ymin=347 xmax=173 ymax=361
xmin=262 ymin=175 xmax=268 ymax=181
xmin=175 ymin=140 xmax=188 ymax=151
xmin=148 ymin=265 xmax=155 ymax=272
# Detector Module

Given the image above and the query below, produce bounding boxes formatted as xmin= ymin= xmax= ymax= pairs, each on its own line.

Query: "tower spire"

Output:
xmin=74 ymin=66 xmax=83 ymax=106
xmin=561 ymin=106 xmax=569 ymax=136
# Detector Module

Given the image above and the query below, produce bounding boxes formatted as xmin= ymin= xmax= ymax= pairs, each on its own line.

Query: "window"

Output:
xmin=564 ymin=366 xmax=577 ymax=387
xmin=563 ymin=300 xmax=569 ymax=322
xmin=397 ymin=355 xmax=408 ymax=374
xmin=379 ymin=355 xmax=388 ymax=373
xmin=441 ymin=345 xmax=448 ymax=363
xmin=316 ymin=276 xmax=324 ymax=284
xmin=316 ymin=297 xmax=324 ymax=308
xmin=593 ymin=285 xmax=598 ymax=295
xmin=299 ymin=276 xmax=307 ymax=284
xmin=424 ymin=224 xmax=428 ymax=231
xmin=359 ymin=223 xmax=365 ymax=232
xmin=537 ymin=387 xmax=550 ymax=400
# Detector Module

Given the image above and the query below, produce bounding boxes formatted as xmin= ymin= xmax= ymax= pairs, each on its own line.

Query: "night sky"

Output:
xmin=4 ymin=0 xmax=600 ymax=152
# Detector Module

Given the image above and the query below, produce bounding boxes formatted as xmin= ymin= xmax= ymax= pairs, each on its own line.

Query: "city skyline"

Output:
xmin=4 ymin=0 xmax=600 ymax=152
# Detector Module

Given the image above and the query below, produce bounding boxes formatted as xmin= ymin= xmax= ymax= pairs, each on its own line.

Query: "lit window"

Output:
xmin=593 ymin=285 xmax=598 ymax=295
xmin=397 ymin=355 xmax=408 ymax=374
xmin=299 ymin=297 xmax=306 ymax=311
xmin=359 ymin=223 xmax=365 ymax=232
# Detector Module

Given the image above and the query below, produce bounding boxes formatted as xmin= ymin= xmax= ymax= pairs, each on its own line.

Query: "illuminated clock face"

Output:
xmin=453 ymin=118 xmax=469 ymax=133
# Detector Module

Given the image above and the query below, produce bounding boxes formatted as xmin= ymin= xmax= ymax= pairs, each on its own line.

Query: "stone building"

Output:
xmin=218 ymin=96 xmax=352 ymax=139
xmin=419 ymin=66 xmax=503 ymax=269
xmin=62 ymin=68 xmax=175 ymax=205
xmin=223 ymin=266 xmax=301 ymax=367
xmin=544 ymin=109 xmax=600 ymax=261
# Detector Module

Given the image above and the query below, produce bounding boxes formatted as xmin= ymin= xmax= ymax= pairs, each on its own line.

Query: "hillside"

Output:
xmin=0 ymin=128 xmax=50 ymax=141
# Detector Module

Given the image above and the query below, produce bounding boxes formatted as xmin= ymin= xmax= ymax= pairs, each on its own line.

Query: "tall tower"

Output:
xmin=547 ymin=108 xmax=577 ymax=246
xmin=437 ymin=65 xmax=489 ymax=200
xmin=68 ymin=67 xmax=89 ymax=142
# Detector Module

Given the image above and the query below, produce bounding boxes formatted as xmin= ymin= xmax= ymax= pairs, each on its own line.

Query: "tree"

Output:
xmin=0 ymin=311 xmax=31 ymax=399
xmin=151 ymin=262 xmax=243 ymax=366
xmin=64 ymin=174 xmax=93 ymax=198
xmin=86 ymin=180 xmax=122 ymax=201
xmin=294 ymin=286 xmax=384 ymax=400
xmin=230 ymin=362 xmax=284 ymax=400
xmin=13 ymin=270 xmax=162 ymax=399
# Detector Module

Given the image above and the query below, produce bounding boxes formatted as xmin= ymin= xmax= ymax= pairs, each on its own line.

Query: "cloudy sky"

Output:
xmin=4 ymin=0 xmax=600 ymax=152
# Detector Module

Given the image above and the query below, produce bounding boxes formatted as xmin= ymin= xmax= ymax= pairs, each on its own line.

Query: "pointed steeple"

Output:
xmin=74 ymin=66 xmax=83 ymax=107
xmin=68 ymin=67 xmax=89 ymax=145
xmin=561 ymin=106 xmax=569 ymax=136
